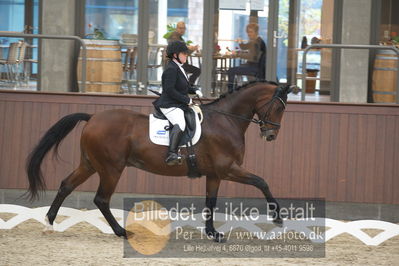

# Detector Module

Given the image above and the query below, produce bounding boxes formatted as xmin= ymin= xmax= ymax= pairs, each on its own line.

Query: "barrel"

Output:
xmin=305 ymin=69 xmax=319 ymax=93
xmin=77 ymin=39 xmax=122 ymax=93
xmin=372 ymin=50 xmax=398 ymax=103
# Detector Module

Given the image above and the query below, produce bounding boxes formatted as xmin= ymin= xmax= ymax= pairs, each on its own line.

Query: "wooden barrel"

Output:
xmin=77 ymin=40 xmax=122 ymax=93
xmin=372 ymin=50 xmax=398 ymax=103
xmin=305 ymin=69 xmax=319 ymax=93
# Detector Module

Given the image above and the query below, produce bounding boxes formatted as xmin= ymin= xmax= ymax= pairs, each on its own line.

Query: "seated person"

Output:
xmin=167 ymin=21 xmax=201 ymax=86
xmin=227 ymin=23 xmax=266 ymax=92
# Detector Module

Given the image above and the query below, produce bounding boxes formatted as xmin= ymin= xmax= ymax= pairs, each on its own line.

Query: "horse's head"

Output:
xmin=255 ymin=85 xmax=292 ymax=141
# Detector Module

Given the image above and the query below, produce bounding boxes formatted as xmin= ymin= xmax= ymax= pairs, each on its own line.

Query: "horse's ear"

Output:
xmin=285 ymin=85 xmax=297 ymax=95
xmin=281 ymin=85 xmax=291 ymax=94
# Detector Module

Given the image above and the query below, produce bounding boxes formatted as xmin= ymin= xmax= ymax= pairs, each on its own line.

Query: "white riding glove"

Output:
xmin=188 ymin=98 xmax=193 ymax=105
xmin=195 ymin=90 xmax=203 ymax=98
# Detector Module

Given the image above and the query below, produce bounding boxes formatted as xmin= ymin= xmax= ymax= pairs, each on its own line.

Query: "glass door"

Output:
xmin=266 ymin=0 xmax=292 ymax=84
xmin=0 ymin=0 xmax=39 ymax=89
xmin=281 ymin=0 xmax=334 ymax=101
xmin=146 ymin=0 xmax=204 ymax=92
xmin=213 ymin=0 xmax=270 ymax=94
xmin=25 ymin=0 xmax=39 ymax=81
xmin=213 ymin=0 xmax=296 ymax=94
xmin=85 ymin=0 xmax=139 ymax=93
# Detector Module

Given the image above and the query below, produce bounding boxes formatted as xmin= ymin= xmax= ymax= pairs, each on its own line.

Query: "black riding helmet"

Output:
xmin=166 ymin=40 xmax=189 ymax=59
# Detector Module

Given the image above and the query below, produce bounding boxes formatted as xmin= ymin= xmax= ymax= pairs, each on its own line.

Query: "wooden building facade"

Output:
xmin=1 ymin=91 xmax=398 ymax=204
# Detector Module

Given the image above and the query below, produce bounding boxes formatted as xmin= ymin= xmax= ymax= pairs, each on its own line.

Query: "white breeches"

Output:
xmin=160 ymin=107 xmax=186 ymax=131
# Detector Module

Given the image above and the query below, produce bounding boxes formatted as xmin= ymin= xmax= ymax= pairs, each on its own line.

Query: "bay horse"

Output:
xmin=26 ymin=81 xmax=292 ymax=242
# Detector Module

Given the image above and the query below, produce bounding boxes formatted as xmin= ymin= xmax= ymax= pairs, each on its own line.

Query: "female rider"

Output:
xmin=153 ymin=41 xmax=203 ymax=165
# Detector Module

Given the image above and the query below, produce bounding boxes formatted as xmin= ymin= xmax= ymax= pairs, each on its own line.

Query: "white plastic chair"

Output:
xmin=0 ymin=42 xmax=20 ymax=84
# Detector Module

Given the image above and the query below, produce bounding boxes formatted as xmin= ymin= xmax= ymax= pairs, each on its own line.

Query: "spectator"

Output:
xmin=227 ymin=23 xmax=266 ymax=92
xmin=167 ymin=21 xmax=201 ymax=86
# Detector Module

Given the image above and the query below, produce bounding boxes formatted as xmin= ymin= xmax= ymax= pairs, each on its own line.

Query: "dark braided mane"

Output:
xmin=203 ymin=80 xmax=279 ymax=106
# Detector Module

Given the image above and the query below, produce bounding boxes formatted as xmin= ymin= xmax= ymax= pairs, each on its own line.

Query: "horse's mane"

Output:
xmin=203 ymin=80 xmax=279 ymax=106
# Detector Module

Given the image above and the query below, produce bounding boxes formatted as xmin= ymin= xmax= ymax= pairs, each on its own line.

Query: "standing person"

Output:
xmin=227 ymin=23 xmax=266 ymax=92
xmin=153 ymin=41 xmax=203 ymax=166
xmin=167 ymin=21 xmax=201 ymax=86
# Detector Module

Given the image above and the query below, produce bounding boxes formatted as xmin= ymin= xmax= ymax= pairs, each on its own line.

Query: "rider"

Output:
xmin=153 ymin=40 xmax=203 ymax=165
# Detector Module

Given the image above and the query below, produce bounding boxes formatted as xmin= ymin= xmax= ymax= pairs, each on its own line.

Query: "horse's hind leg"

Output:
xmin=94 ymin=167 xmax=126 ymax=238
xmin=45 ymin=164 xmax=95 ymax=231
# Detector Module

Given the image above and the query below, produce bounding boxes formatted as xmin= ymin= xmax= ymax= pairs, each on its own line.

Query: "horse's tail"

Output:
xmin=26 ymin=113 xmax=92 ymax=201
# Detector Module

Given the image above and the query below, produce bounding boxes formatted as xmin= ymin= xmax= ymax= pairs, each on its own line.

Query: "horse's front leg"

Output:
xmin=223 ymin=163 xmax=283 ymax=227
xmin=205 ymin=175 xmax=225 ymax=242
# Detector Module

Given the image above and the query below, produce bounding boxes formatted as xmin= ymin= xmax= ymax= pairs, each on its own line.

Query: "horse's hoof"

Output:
xmin=42 ymin=228 xmax=54 ymax=235
xmin=213 ymin=233 xmax=226 ymax=243
xmin=208 ymin=231 xmax=226 ymax=243
xmin=117 ymin=233 xmax=127 ymax=239
xmin=273 ymin=217 xmax=283 ymax=227
xmin=115 ymin=229 xmax=127 ymax=239
xmin=43 ymin=216 xmax=54 ymax=234
xmin=126 ymin=230 xmax=135 ymax=239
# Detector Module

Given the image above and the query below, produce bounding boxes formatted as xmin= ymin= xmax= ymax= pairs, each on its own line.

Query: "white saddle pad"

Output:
xmin=149 ymin=107 xmax=202 ymax=146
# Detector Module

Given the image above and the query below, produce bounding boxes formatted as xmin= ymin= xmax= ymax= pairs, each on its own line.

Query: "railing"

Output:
xmin=0 ymin=32 xmax=87 ymax=92
xmin=301 ymin=44 xmax=399 ymax=103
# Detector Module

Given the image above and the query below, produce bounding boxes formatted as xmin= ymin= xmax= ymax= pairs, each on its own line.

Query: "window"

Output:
xmin=85 ymin=0 xmax=139 ymax=40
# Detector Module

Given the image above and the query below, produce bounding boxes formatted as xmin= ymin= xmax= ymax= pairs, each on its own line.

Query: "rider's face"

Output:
xmin=176 ymin=52 xmax=188 ymax=64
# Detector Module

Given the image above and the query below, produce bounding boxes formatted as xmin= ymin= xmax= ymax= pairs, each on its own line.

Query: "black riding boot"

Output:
xmin=165 ymin=125 xmax=184 ymax=165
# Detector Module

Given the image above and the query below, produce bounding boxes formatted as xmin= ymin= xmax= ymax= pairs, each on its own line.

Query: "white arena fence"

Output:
xmin=1 ymin=204 xmax=398 ymax=246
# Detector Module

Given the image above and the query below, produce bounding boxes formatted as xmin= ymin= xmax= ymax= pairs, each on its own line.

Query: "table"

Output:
xmin=189 ymin=52 xmax=242 ymax=74
xmin=189 ymin=53 xmax=243 ymax=93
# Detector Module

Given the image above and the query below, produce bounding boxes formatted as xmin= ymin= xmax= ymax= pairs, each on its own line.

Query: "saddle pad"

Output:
xmin=149 ymin=110 xmax=202 ymax=147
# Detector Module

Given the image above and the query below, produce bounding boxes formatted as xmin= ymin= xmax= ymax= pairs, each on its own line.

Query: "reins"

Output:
xmin=155 ymin=83 xmax=289 ymax=129
xmin=202 ymin=95 xmax=285 ymax=128
xmin=194 ymin=95 xmax=259 ymax=124
xmin=203 ymin=106 xmax=263 ymax=125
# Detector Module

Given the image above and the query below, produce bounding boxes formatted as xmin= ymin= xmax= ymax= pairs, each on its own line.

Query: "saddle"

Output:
xmin=149 ymin=106 xmax=202 ymax=147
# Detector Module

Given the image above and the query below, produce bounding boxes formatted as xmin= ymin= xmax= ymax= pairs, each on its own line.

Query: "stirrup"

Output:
xmin=165 ymin=152 xmax=182 ymax=166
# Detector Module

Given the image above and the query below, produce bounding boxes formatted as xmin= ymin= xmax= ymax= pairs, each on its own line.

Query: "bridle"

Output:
xmin=255 ymin=94 xmax=286 ymax=131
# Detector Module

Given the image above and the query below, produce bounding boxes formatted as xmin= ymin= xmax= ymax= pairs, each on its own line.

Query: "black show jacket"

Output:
xmin=153 ymin=60 xmax=197 ymax=109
